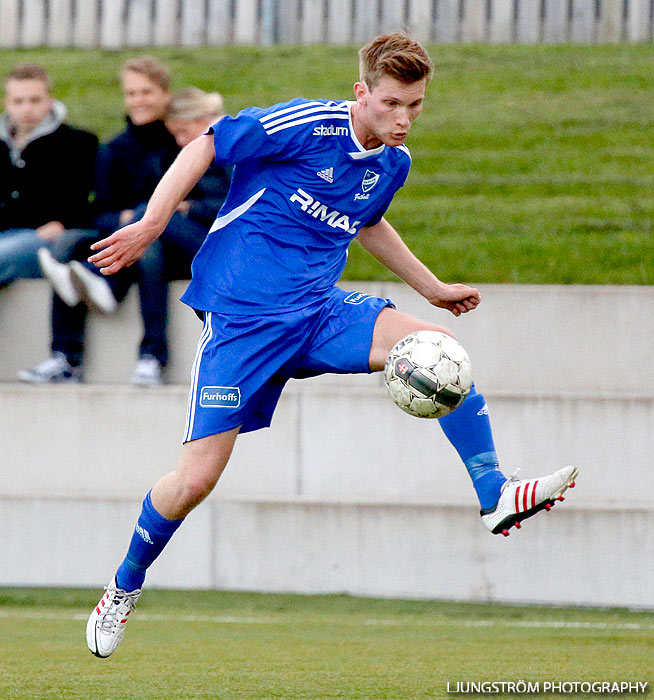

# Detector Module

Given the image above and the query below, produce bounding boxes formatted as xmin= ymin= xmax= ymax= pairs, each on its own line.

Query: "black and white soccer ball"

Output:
xmin=384 ymin=330 xmax=472 ymax=419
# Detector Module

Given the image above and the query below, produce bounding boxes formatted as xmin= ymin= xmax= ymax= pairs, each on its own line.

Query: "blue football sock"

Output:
xmin=438 ymin=384 xmax=507 ymax=509
xmin=115 ymin=491 xmax=185 ymax=592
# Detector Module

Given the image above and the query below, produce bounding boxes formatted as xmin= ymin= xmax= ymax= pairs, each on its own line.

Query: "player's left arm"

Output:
xmin=357 ymin=217 xmax=481 ymax=317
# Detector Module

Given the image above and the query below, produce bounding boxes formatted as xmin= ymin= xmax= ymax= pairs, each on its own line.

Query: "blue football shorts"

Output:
xmin=183 ymin=287 xmax=394 ymax=441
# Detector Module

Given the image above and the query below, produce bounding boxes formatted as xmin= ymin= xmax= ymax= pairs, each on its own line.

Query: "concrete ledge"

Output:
xmin=0 ymin=280 xmax=200 ymax=385
xmin=1 ymin=381 xmax=653 ymax=607
xmin=2 ymin=382 xmax=653 ymax=508
xmin=2 ymin=280 xmax=654 ymax=395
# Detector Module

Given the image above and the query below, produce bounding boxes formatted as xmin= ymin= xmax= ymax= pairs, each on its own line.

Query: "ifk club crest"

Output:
xmin=361 ymin=169 xmax=380 ymax=193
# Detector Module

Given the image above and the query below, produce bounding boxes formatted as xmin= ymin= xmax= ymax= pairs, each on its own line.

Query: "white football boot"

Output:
xmin=481 ymin=466 xmax=579 ymax=536
xmin=86 ymin=577 xmax=141 ymax=658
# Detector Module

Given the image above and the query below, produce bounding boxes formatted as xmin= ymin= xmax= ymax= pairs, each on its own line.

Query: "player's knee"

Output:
xmin=370 ymin=314 xmax=457 ymax=371
xmin=437 ymin=326 xmax=456 ymax=340
xmin=413 ymin=319 xmax=456 ymax=340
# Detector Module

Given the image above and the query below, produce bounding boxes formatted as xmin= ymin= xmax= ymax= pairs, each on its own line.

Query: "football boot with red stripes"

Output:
xmin=86 ymin=577 xmax=141 ymax=658
xmin=481 ymin=466 xmax=578 ymax=536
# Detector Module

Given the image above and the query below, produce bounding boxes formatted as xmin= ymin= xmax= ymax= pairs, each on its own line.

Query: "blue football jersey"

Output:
xmin=181 ymin=98 xmax=412 ymax=314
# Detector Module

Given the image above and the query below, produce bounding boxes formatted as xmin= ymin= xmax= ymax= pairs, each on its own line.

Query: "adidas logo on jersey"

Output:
xmin=316 ymin=167 xmax=334 ymax=183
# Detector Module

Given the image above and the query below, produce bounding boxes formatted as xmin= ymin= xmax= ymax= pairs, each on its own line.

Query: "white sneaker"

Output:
xmin=69 ymin=261 xmax=117 ymax=314
xmin=481 ymin=466 xmax=579 ymax=536
xmin=130 ymin=355 xmax=164 ymax=386
xmin=86 ymin=577 xmax=141 ymax=658
xmin=18 ymin=352 xmax=83 ymax=383
xmin=37 ymin=248 xmax=80 ymax=307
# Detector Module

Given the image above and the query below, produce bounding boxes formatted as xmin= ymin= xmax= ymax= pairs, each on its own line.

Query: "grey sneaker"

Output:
xmin=37 ymin=248 xmax=80 ymax=307
xmin=130 ymin=356 xmax=164 ymax=386
xmin=69 ymin=261 xmax=117 ymax=314
xmin=18 ymin=352 xmax=83 ymax=384
xmin=86 ymin=577 xmax=141 ymax=658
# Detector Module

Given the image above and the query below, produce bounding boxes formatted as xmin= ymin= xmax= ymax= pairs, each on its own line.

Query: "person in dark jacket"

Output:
xmin=128 ymin=87 xmax=232 ymax=384
xmin=0 ymin=63 xmax=97 ymax=286
xmin=22 ymin=77 xmax=231 ymax=385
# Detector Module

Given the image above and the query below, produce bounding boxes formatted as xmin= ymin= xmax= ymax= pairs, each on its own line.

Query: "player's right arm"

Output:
xmin=90 ymin=101 xmax=309 ymax=275
xmin=88 ymin=134 xmax=215 ymax=275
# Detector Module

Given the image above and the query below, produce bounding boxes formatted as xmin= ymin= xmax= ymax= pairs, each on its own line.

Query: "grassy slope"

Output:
xmin=1 ymin=44 xmax=653 ymax=284
xmin=0 ymin=588 xmax=652 ymax=699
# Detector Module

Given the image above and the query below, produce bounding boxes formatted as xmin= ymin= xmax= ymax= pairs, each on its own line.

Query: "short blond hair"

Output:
xmin=121 ymin=56 xmax=171 ymax=91
xmin=164 ymin=87 xmax=225 ymax=121
xmin=359 ymin=32 xmax=433 ymax=89
xmin=5 ymin=62 xmax=52 ymax=91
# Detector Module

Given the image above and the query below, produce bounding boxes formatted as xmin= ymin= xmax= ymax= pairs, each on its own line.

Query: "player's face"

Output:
xmin=122 ymin=70 xmax=170 ymax=126
xmin=353 ymin=75 xmax=426 ymax=149
xmin=4 ymin=79 xmax=53 ymax=134
xmin=165 ymin=115 xmax=213 ymax=148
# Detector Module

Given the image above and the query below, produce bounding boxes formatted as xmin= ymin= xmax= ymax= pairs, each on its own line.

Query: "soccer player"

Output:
xmin=86 ymin=32 xmax=578 ymax=658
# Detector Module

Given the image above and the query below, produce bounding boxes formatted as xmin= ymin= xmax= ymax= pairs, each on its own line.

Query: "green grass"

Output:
xmin=0 ymin=588 xmax=652 ymax=700
xmin=2 ymin=44 xmax=653 ymax=284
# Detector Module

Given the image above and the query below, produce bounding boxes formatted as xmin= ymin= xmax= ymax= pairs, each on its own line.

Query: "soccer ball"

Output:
xmin=384 ymin=330 xmax=472 ymax=418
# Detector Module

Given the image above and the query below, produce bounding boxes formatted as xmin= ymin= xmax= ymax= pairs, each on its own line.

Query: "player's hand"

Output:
xmin=88 ymin=220 xmax=160 ymax=275
xmin=427 ymin=282 xmax=482 ymax=317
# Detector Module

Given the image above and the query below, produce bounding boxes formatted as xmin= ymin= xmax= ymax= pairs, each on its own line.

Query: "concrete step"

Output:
xmin=2 ymin=280 xmax=653 ymax=396
xmin=2 ymin=381 xmax=652 ymax=509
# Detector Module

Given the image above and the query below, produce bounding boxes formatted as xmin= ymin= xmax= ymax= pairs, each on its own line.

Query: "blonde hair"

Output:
xmin=121 ymin=56 xmax=171 ymax=92
xmin=164 ymin=87 xmax=225 ymax=121
xmin=359 ymin=31 xmax=433 ymax=89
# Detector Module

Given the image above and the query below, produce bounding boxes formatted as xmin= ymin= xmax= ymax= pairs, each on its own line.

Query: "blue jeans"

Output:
xmin=134 ymin=212 xmax=209 ymax=364
xmin=0 ymin=228 xmax=95 ymax=287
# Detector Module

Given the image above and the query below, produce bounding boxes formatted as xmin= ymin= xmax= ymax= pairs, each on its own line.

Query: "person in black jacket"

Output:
xmin=22 ymin=76 xmax=231 ymax=385
xmin=92 ymin=60 xmax=179 ymax=239
xmin=0 ymin=63 xmax=97 ymax=286
xmin=128 ymin=87 xmax=232 ymax=384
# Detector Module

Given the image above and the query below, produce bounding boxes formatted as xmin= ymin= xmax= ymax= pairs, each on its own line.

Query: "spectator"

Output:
xmin=22 ymin=83 xmax=231 ymax=385
xmin=129 ymin=87 xmax=232 ymax=384
xmin=19 ymin=55 xmax=177 ymax=384
xmin=0 ymin=63 xmax=97 ymax=287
